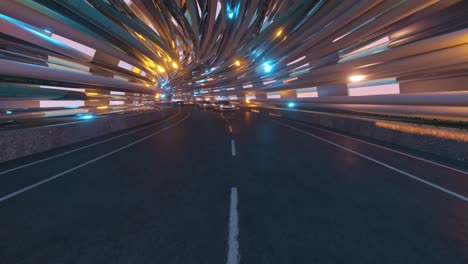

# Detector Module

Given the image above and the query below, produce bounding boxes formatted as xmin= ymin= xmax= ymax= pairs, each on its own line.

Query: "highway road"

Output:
xmin=0 ymin=107 xmax=467 ymax=263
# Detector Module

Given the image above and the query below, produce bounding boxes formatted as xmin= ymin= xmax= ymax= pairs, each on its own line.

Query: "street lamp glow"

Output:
xmin=349 ymin=75 xmax=365 ymax=82
xmin=288 ymin=102 xmax=295 ymax=108
xmin=264 ymin=63 xmax=272 ymax=73
xmin=172 ymin=61 xmax=179 ymax=69
xmin=276 ymin=29 xmax=283 ymax=37
xmin=228 ymin=12 xmax=234 ymax=19
xmin=157 ymin=65 xmax=166 ymax=73
xmin=235 ymin=60 xmax=241 ymax=66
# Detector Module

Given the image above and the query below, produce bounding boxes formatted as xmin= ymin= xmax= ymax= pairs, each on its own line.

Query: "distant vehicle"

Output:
xmin=174 ymin=101 xmax=184 ymax=106
xmin=214 ymin=100 xmax=236 ymax=112
xmin=198 ymin=101 xmax=214 ymax=109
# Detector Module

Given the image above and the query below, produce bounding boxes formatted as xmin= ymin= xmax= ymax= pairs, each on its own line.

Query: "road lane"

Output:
xmin=0 ymin=112 xmax=188 ymax=199
xmin=0 ymin=114 xmax=191 ymax=203
xmin=0 ymin=109 xmax=231 ymax=264
xmin=266 ymin=115 xmax=468 ymax=199
xmin=226 ymin=110 xmax=468 ymax=264
xmin=0 ymin=108 xmax=467 ymax=264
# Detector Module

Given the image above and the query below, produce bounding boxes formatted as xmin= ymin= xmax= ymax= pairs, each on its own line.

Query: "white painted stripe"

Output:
xmin=0 ymin=113 xmax=182 ymax=176
xmin=231 ymin=139 xmax=236 ymax=157
xmin=281 ymin=117 xmax=468 ymax=176
xmin=226 ymin=187 xmax=240 ymax=264
xmin=0 ymin=114 xmax=189 ymax=203
xmin=272 ymin=119 xmax=468 ymax=202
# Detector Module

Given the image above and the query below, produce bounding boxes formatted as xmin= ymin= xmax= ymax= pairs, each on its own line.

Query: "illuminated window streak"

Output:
xmin=110 ymin=91 xmax=125 ymax=95
xmin=40 ymin=86 xmax=85 ymax=92
xmin=332 ymin=17 xmax=376 ymax=43
xmin=262 ymin=80 xmax=275 ymax=86
xmin=215 ymin=1 xmax=222 ymax=19
xmin=283 ymin=77 xmax=298 ymax=84
xmin=110 ymin=101 xmax=125 ymax=105
xmin=148 ymin=24 xmax=161 ymax=36
xmin=40 ymin=100 xmax=84 ymax=108
xmin=296 ymin=87 xmax=318 ymax=98
xmin=267 ymin=92 xmax=280 ymax=99
xmin=118 ymin=60 xmax=133 ymax=71
xmin=290 ymin=69 xmax=310 ymax=77
xmin=48 ymin=56 xmax=90 ymax=72
xmin=47 ymin=63 xmax=90 ymax=74
xmin=51 ymin=34 xmax=96 ymax=57
xmin=345 ymin=37 xmax=389 ymax=57
xmin=348 ymin=83 xmax=400 ymax=96
xmin=292 ymin=63 xmax=310 ymax=71
xmin=196 ymin=2 xmax=202 ymax=17
xmin=286 ymin=56 xmax=306 ymax=66
xmin=297 ymin=92 xmax=318 ymax=98
xmin=114 ymin=75 xmax=129 ymax=81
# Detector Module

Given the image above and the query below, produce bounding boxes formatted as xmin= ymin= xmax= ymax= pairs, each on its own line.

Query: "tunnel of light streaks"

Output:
xmin=0 ymin=0 xmax=468 ymax=118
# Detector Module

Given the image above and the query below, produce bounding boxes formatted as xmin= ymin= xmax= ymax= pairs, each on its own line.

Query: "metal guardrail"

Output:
xmin=0 ymin=104 xmax=171 ymax=126
xmin=241 ymin=92 xmax=468 ymax=122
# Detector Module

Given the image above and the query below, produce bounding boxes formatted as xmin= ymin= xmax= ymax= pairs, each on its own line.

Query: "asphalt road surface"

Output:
xmin=0 ymin=107 xmax=467 ymax=264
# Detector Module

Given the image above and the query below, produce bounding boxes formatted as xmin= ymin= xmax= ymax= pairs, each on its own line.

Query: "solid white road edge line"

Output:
xmin=231 ymin=139 xmax=236 ymax=157
xmin=279 ymin=117 xmax=468 ymax=176
xmin=272 ymin=119 xmax=468 ymax=203
xmin=0 ymin=112 xmax=182 ymax=176
xmin=0 ymin=114 xmax=190 ymax=204
xmin=227 ymin=187 xmax=240 ymax=264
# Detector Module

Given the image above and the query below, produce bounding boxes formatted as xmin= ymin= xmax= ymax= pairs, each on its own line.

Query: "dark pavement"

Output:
xmin=0 ymin=107 xmax=467 ymax=263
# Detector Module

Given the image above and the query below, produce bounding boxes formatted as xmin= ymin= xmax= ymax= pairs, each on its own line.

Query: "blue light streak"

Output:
xmin=78 ymin=114 xmax=95 ymax=120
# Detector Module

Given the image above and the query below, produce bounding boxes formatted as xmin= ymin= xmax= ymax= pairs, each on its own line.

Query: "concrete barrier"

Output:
xmin=241 ymin=106 xmax=468 ymax=162
xmin=0 ymin=108 xmax=176 ymax=163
